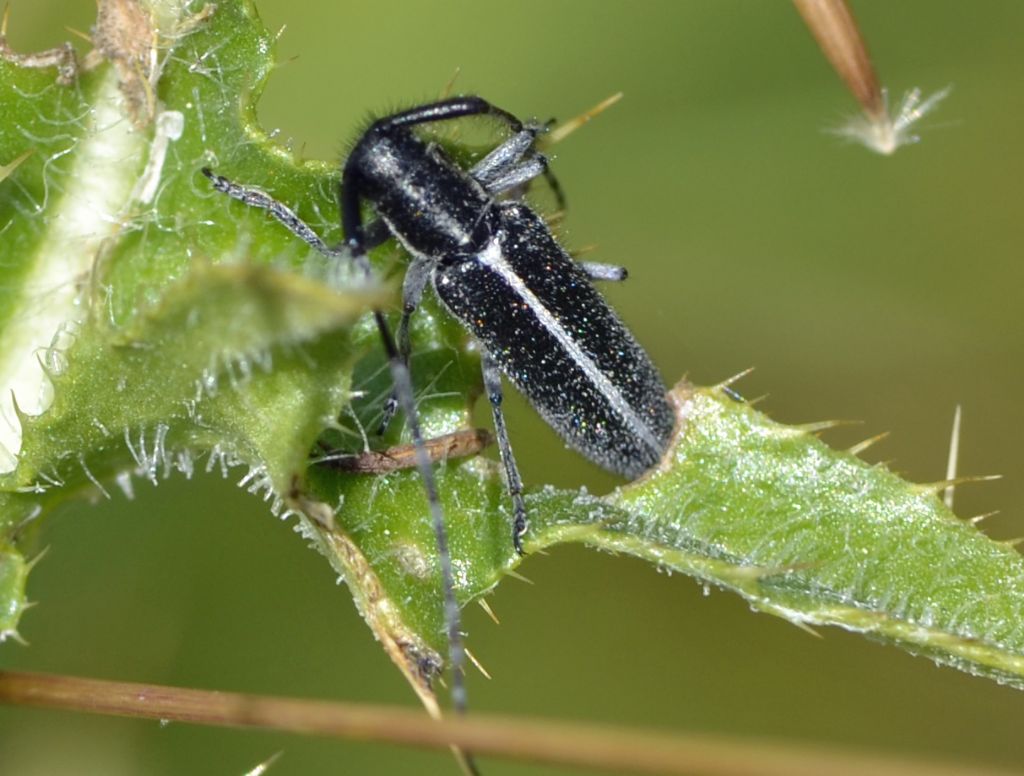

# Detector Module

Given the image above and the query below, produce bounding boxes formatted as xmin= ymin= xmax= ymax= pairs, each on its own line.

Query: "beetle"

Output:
xmin=202 ymin=95 xmax=675 ymax=712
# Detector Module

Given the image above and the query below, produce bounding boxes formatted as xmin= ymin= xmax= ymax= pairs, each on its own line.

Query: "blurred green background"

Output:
xmin=2 ymin=1 xmax=1023 ymax=774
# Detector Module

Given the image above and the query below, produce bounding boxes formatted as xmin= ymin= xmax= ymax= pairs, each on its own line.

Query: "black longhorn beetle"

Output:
xmin=202 ymin=96 xmax=675 ymax=714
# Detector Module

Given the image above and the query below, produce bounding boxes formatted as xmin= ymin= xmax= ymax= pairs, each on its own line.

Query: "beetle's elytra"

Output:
xmin=433 ymin=202 xmax=673 ymax=478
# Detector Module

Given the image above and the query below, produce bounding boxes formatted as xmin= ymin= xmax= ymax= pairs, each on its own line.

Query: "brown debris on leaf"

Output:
xmin=319 ymin=428 xmax=494 ymax=474
xmin=0 ymin=6 xmax=78 ymax=85
xmin=85 ymin=0 xmax=217 ymax=128
xmin=89 ymin=0 xmax=159 ymax=127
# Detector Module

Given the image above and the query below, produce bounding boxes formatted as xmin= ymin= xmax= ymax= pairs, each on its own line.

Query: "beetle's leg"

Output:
xmin=481 ymin=154 xmax=549 ymax=198
xmin=481 ymin=352 xmax=528 ymax=555
xmin=471 ymin=128 xmax=537 ymax=185
xmin=396 ymin=257 xmax=433 ymax=374
xmin=483 ymin=152 xmax=567 ymax=212
xmin=201 ymin=168 xmax=395 ymax=256
xmin=378 ymin=255 xmax=433 ymax=434
xmin=202 ymin=168 xmax=345 ymax=257
xmin=540 ymin=166 xmax=567 ymax=212
xmin=471 ymin=129 xmax=568 ymax=212
xmin=580 ymin=261 xmax=628 ymax=282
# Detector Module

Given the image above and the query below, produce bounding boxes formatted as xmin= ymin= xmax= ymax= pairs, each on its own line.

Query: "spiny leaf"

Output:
xmin=530 ymin=384 xmax=1024 ymax=689
xmin=0 ymin=0 xmax=386 ymax=642
xmin=2 ymin=0 xmax=1023 ymax=719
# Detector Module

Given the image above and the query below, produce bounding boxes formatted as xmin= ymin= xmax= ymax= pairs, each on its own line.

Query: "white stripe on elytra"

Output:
xmin=477 ymin=238 xmax=662 ymax=454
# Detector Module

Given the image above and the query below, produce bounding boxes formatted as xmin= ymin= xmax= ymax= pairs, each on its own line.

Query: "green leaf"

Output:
xmin=3 ymin=0 xmax=1024 ymax=714
xmin=530 ymin=384 xmax=1024 ymax=689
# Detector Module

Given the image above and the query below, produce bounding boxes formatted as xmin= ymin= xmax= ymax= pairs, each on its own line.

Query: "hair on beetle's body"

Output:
xmin=202 ymin=95 xmax=673 ymax=722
